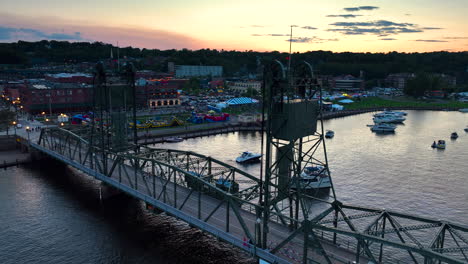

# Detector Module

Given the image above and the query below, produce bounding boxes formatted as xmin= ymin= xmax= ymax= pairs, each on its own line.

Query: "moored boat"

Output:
xmin=459 ymin=108 xmax=468 ymax=113
xmin=373 ymin=115 xmax=406 ymax=123
xmin=370 ymin=123 xmax=396 ymax=132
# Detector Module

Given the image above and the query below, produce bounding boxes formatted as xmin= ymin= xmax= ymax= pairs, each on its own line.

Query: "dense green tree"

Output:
xmin=0 ymin=41 xmax=467 ymax=83
xmin=404 ymin=73 xmax=446 ymax=97
xmin=0 ymin=110 xmax=16 ymax=132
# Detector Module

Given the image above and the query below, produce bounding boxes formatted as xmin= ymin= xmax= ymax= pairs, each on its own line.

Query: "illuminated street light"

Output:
xmin=12 ymin=121 xmax=17 ymax=135
xmin=60 ymin=122 xmax=64 ymax=126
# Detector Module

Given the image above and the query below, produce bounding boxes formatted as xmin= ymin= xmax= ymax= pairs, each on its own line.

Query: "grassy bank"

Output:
xmin=342 ymin=97 xmax=468 ymax=110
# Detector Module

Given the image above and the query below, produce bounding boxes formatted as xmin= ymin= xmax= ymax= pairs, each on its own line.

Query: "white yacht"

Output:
xmin=236 ymin=151 xmax=262 ymax=163
xmin=370 ymin=123 xmax=396 ymax=132
xmin=373 ymin=115 xmax=406 ymax=123
xmin=292 ymin=166 xmax=331 ymax=190
xmin=381 ymin=110 xmax=407 ymax=116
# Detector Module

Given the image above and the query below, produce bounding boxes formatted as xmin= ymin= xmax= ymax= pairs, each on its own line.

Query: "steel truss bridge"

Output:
xmin=28 ymin=127 xmax=468 ymax=264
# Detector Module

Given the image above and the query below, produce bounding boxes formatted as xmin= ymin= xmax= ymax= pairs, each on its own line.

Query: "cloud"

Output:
xmin=0 ymin=12 xmax=206 ymax=50
xmin=327 ymin=14 xmax=363 ymax=19
xmin=301 ymin=26 xmax=317 ymax=30
xmin=251 ymin=33 xmax=290 ymax=37
xmin=0 ymin=26 xmax=83 ymax=41
xmin=268 ymin=34 xmax=290 ymax=36
xmin=422 ymin=27 xmax=443 ymax=30
xmin=381 ymin=38 xmax=396 ymax=41
xmin=443 ymin=37 xmax=468 ymax=40
xmin=287 ymin=36 xmax=339 ymax=43
xmin=414 ymin=39 xmax=449 ymax=42
xmin=327 ymin=20 xmax=439 ymax=36
xmin=344 ymin=6 xmax=379 ymax=12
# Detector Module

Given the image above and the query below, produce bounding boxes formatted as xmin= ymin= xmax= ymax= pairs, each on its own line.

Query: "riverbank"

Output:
xmin=0 ymin=135 xmax=31 ymax=169
xmin=139 ymin=105 xmax=466 ymax=143
xmin=342 ymin=97 xmax=468 ymax=110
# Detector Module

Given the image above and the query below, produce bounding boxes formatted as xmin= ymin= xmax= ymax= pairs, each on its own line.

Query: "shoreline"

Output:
xmin=140 ymin=106 xmax=462 ymax=144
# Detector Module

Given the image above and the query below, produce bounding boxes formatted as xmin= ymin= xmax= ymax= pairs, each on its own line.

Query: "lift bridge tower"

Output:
xmin=260 ymin=60 xmax=336 ymax=261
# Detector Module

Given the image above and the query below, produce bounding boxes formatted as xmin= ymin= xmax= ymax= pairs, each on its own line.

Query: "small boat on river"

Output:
xmin=459 ymin=108 xmax=468 ymax=113
xmin=435 ymin=140 xmax=446 ymax=149
xmin=325 ymin=130 xmax=335 ymax=138
xmin=291 ymin=166 xmax=331 ymax=190
xmin=236 ymin=151 xmax=262 ymax=163
xmin=464 ymin=126 xmax=468 ymax=132
xmin=451 ymin=132 xmax=458 ymax=139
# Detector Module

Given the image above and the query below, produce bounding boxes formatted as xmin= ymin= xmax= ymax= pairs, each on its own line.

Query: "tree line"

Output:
xmin=1 ymin=40 xmax=467 ymax=85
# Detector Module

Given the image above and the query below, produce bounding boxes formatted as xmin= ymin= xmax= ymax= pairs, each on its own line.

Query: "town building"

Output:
xmin=226 ymin=80 xmax=261 ymax=94
xmin=175 ymin=65 xmax=223 ymax=78
xmin=331 ymin=75 xmax=364 ymax=91
xmin=4 ymin=80 xmax=93 ymax=114
xmin=44 ymin=73 xmax=93 ymax=84
xmin=135 ymin=79 xmax=184 ymax=109
xmin=385 ymin=73 xmax=415 ymax=89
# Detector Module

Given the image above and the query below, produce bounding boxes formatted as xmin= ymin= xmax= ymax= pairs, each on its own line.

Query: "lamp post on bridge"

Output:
xmin=12 ymin=121 xmax=17 ymax=136
xmin=26 ymin=126 xmax=31 ymax=142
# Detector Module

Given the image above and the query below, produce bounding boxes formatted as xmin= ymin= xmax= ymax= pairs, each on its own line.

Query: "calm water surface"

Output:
xmin=155 ymin=110 xmax=468 ymax=223
xmin=0 ymin=163 xmax=169 ymax=264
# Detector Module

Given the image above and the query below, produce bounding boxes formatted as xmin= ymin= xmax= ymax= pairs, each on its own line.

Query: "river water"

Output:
xmin=0 ymin=161 xmax=252 ymax=264
xmin=1 ymin=110 xmax=467 ymax=263
xmin=155 ymin=110 xmax=468 ymax=223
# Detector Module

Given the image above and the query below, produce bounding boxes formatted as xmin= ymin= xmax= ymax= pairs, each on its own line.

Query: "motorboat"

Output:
xmin=370 ymin=123 xmax=396 ymax=132
xmin=325 ymin=130 xmax=335 ymax=138
xmin=165 ymin=137 xmax=184 ymax=143
xmin=292 ymin=166 xmax=331 ymax=190
xmin=436 ymin=140 xmax=446 ymax=149
xmin=374 ymin=112 xmax=406 ymax=118
xmin=451 ymin=132 xmax=458 ymax=139
xmin=459 ymin=108 xmax=468 ymax=113
xmin=431 ymin=141 xmax=437 ymax=148
xmin=381 ymin=110 xmax=407 ymax=116
xmin=236 ymin=151 xmax=262 ymax=163
xmin=373 ymin=115 xmax=406 ymax=123
xmin=464 ymin=126 xmax=468 ymax=132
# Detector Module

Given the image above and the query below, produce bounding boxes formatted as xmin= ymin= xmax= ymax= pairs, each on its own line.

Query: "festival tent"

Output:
xmin=224 ymin=97 xmax=259 ymax=106
xmin=338 ymin=99 xmax=354 ymax=104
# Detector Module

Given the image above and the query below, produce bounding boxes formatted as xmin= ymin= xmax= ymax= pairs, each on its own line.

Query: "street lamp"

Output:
xmin=12 ymin=121 xmax=17 ymax=136
xmin=26 ymin=126 xmax=31 ymax=141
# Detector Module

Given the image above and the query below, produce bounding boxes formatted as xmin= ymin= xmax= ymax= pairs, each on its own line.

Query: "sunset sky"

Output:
xmin=1 ymin=0 xmax=467 ymax=53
